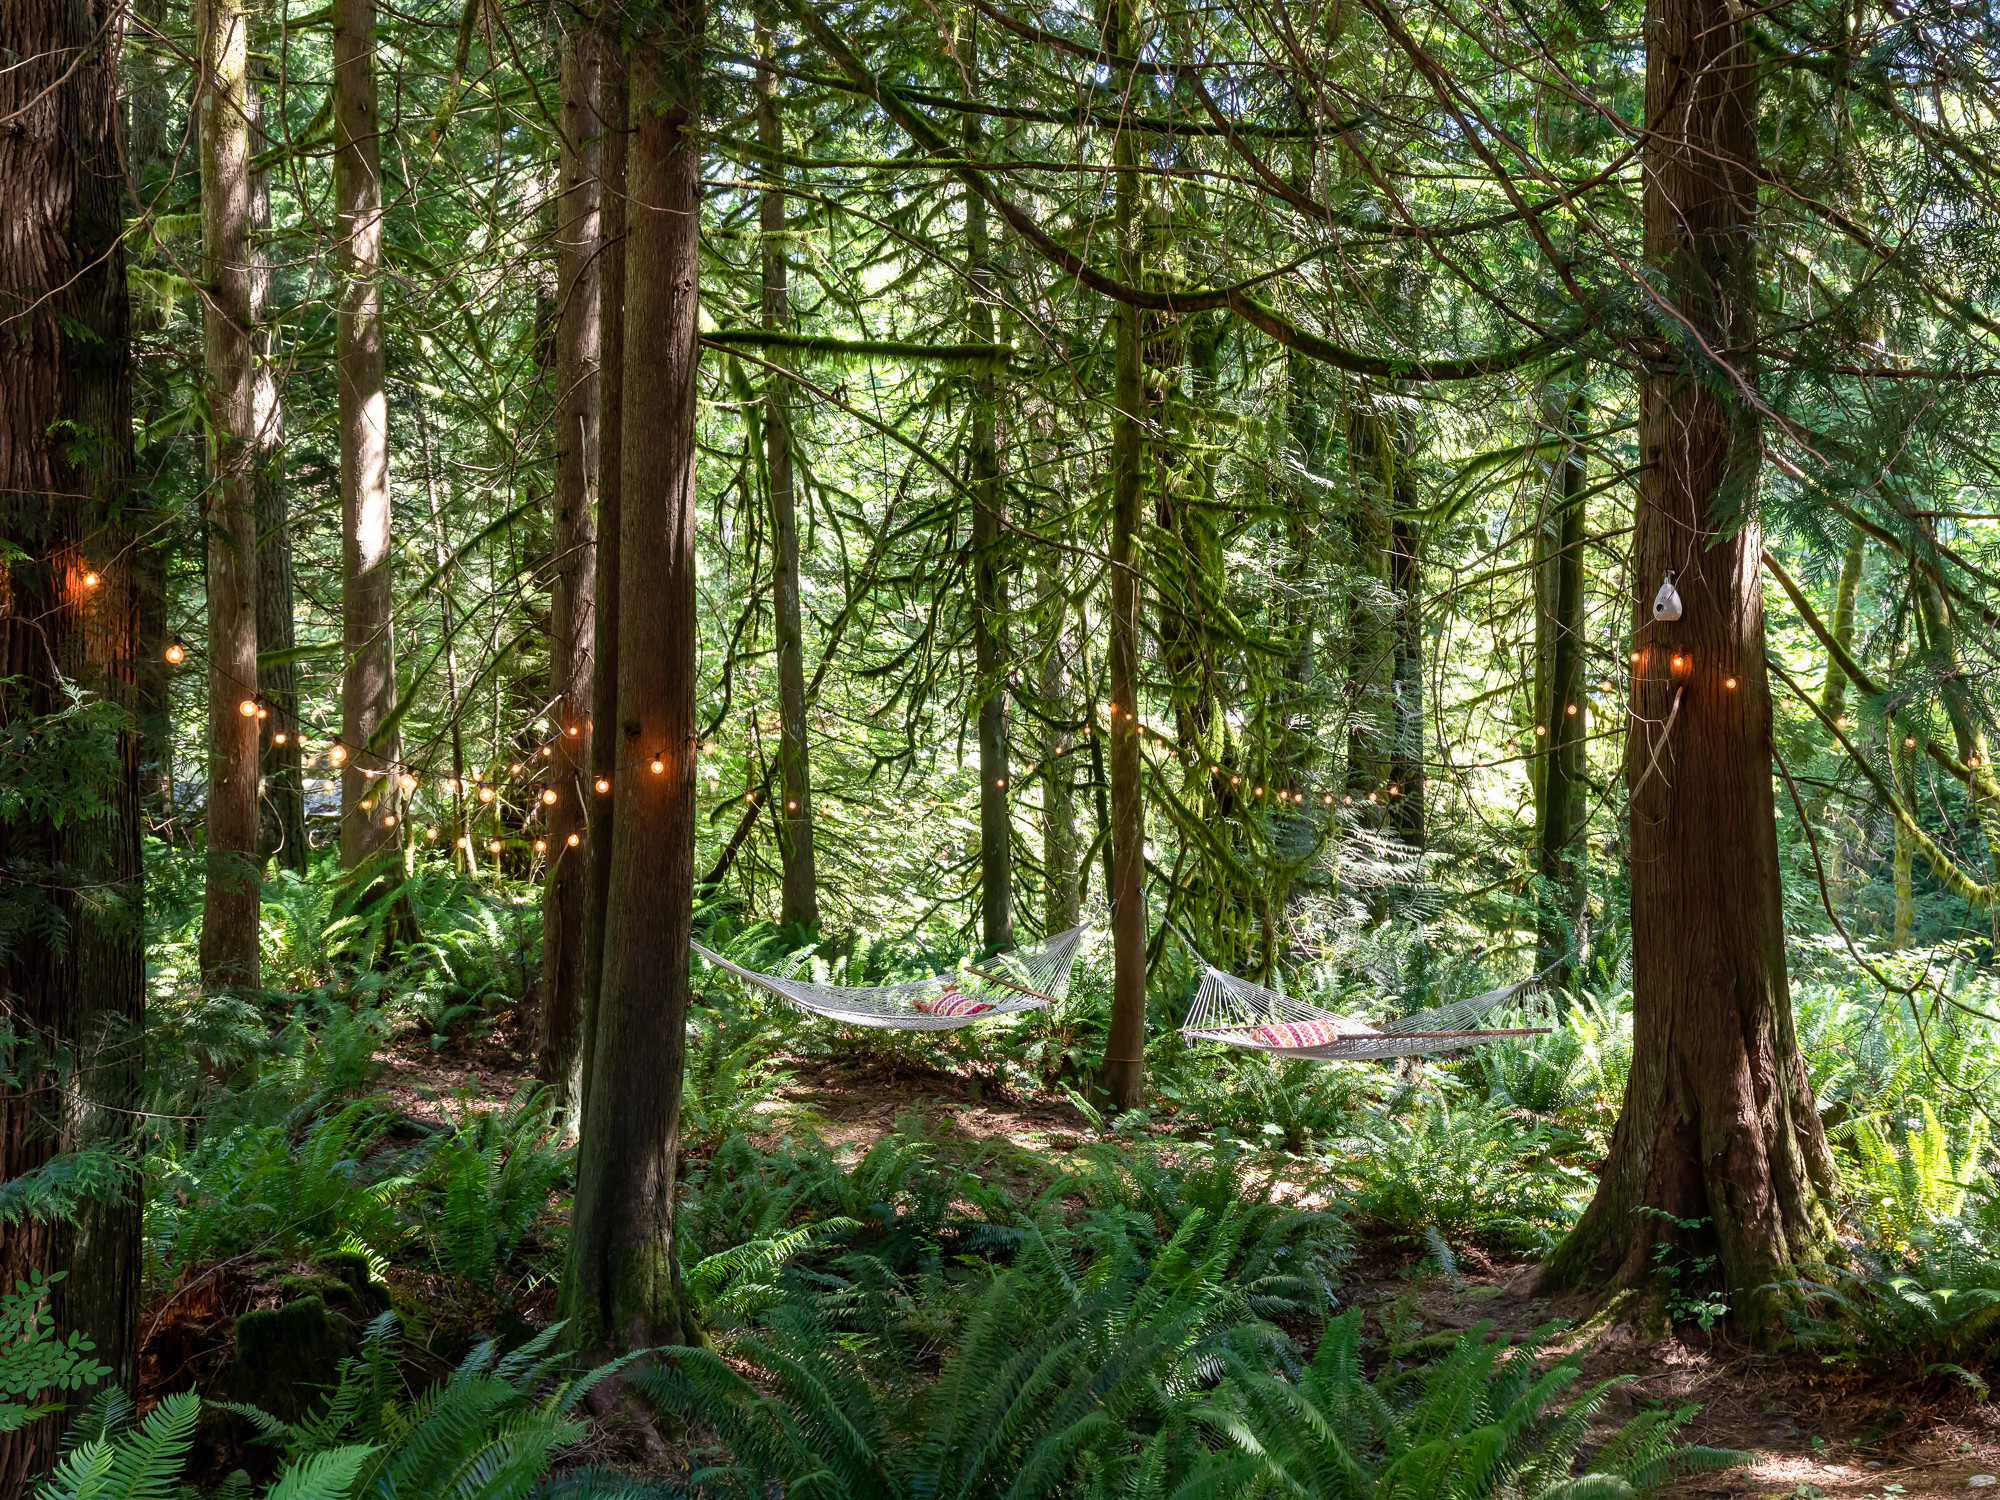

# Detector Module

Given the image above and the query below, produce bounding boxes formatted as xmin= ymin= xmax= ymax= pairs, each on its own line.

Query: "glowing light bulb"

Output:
xmin=1344 ymin=795 xmax=1352 ymax=804
xmin=1323 ymin=794 xmax=1333 ymax=805
xmin=1389 ymin=785 xmax=1399 ymax=796
xmin=273 ymin=732 xmax=287 ymax=744
xmin=330 ymin=744 xmax=347 ymax=764
xmin=238 ymin=698 xmax=258 ymax=717
xmin=1230 ymin=775 xmax=1241 ymax=785
xmin=1631 ymin=651 xmax=1641 ymax=663
xmin=566 ymin=832 xmax=580 ymax=847
xmin=360 ymin=799 xmax=373 ymax=811
xmin=382 ymin=814 xmax=396 ymax=828
xmin=1209 ymin=765 xmax=1219 ymax=775
xmin=1535 ymin=725 xmax=1546 ymax=736
xmin=567 ymin=725 xmax=580 ymax=736
xmin=1367 ymin=791 xmax=1377 ymax=802
xmin=542 ymin=746 xmax=553 ymax=757
xmin=542 ymin=788 xmax=558 ymax=805
xmin=163 ymin=639 xmax=185 ymax=664
xmin=1254 ymin=785 xmax=1263 ymax=796
xmin=1904 ymin=737 xmax=1916 ymax=748
xmin=1566 ymin=704 xmax=1577 ymax=715
xmin=456 ymin=835 xmax=469 ymax=848
xmin=478 ymin=785 xmax=494 ymax=802
xmin=787 ymin=800 xmax=797 ymax=810
xmin=996 ymin=778 xmax=1006 ymax=788
xmin=650 ymin=756 xmax=665 ymax=774
xmin=595 ymin=777 xmax=610 ymax=793
xmin=1836 ymin=716 xmax=1850 ymax=729
xmin=1725 ymin=677 xmax=1737 ymax=689
xmin=488 ymin=839 xmax=502 ymax=854
xmin=509 ymin=762 xmax=523 ymax=775
xmin=400 ymin=773 xmax=417 ymax=791
xmin=534 ymin=839 xmax=547 ymax=853
xmin=1672 ymin=655 xmax=1684 ymax=669
xmin=256 ymin=704 xmax=267 ymax=720
xmin=426 ymin=826 xmax=438 ymax=839
xmin=744 ymin=792 xmax=755 ymax=803
xmin=81 ymin=571 xmax=98 ymax=588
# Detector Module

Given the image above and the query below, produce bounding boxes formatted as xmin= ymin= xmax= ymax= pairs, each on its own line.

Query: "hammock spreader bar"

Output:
xmin=693 ymin=924 xmax=1087 ymax=1032
xmin=1180 ymin=963 xmax=1551 ymax=1060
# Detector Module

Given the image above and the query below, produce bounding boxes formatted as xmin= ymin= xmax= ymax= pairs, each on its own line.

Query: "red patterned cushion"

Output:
xmin=917 ymin=983 xmax=994 ymax=1018
xmin=1248 ymin=1019 xmax=1342 ymax=1049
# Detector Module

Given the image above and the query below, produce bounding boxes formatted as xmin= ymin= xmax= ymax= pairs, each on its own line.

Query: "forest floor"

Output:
xmin=365 ymin=1024 xmax=2000 ymax=1497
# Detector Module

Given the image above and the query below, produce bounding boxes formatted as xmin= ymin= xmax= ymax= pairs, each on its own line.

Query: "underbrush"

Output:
xmin=25 ymin=858 xmax=1997 ymax=1493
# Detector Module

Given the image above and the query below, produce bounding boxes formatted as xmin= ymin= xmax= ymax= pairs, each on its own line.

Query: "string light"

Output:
xmin=382 ymin=814 xmax=396 ymax=828
xmin=650 ymin=755 xmax=665 ymax=773
xmin=360 ymin=799 xmax=373 ymax=811
xmin=542 ymin=788 xmax=558 ymax=804
xmin=996 ymin=777 xmax=1006 ymax=788
xmin=534 ymin=838 xmax=547 ymax=853
xmin=1389 ymin=785 xmax=1400 ymax=796
xmin=81 ymin=571 xmax=98 ymax=589
xmin=567 ymin=725 xmax=580 ymax=737
xmin=1904 ymin=737 xmax=1916 ymax=748
xmin=1835 ymin=716 xmax=1850 ymax=729
xmin=1565 ymin=704 xmax=1577 ymax=715
xmin=330 ymin=743 xmax=347 ymax=764
xmin=595 ymin=776 xmax=610 ymax=793
xmin=478 ymin=785 xmax=495 ymax=803
xmin=400 ymin=773 xmax=417 ymax=791
xmin=1671 ymin=654 xmax=1685 ymax=670
xmin=256 ymin=703 xmax=267 ymax=720
xmin=1367 ymin=791 xmax=1377 ymax=802
xmin=457 ymin=835 xmax=470 ymax=849
xmin=509 ymin=762 xmax=523 ymax=775
xmin=488 ymin=839 xmax=502 ymax=854
xmin=426 ymin=826 xmax=439 ymax=839
xmin=163 ymin=638 xmax=186 ymax=665
xmin=1725 ymin=678 xmax=1737 ymax=689
xmin=566 ymin=832 xmax=580 ymax=847
xmin=238 ymin=697 xmax=259 ymax=717
xmin=1534 ymin=725 xmax=1546 ymax=736
xmin=787 ymin=800 xmax=797 ymax=810
xmin=273 ymin=732 xmax=287 ymax=744
xmin=1323 ymin=794 xmax=1333 ymax=805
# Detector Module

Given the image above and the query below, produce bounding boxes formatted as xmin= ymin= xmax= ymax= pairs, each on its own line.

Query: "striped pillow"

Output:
xmin=1248 ymin=1019 xmax=1342 ymax=1049
xmin=917 ymin=983 xmax=994 ymax=1018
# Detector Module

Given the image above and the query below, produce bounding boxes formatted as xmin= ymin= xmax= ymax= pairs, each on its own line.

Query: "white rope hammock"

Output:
xmin=692 ymin=925 xmax=1088 ymax=1032
xmin=1180 ymin=963 xmax=1549 ymax=1060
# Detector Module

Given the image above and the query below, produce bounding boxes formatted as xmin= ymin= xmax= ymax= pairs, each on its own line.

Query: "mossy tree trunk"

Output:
xmin=564 ymin=0 xmax=704 ymax=1353
xmin=335 ymin=0 xmax=399 ymax=866
xmin=198 ymin=0 xmax=262 ymax=988
xmin=1535 ymin=389 xmax=1587 ymax=982
xmin=579 ymin=36 xmax=626 ymax=1123
xmin=758 ymin=6 xmax=818 ymax=935
xmin=1538 ymin=0 xmax=1839 ymax=1326
xmin=1099 ymin=0 xmax=1146 ymax=1112
xmin=540 ymin=22 xmax=605 ymax=1115
xmin=0 ymin=0 xmax=145 ymax=1478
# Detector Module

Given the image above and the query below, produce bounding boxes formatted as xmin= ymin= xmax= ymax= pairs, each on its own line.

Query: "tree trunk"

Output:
xmin=1343 ymin=401 xmax=1396 ymax=806
xmin=1040 ymin=561 xmax=1079 ymax=932
xmin=1539 ymin=0 xmax=1838 ymax=1326
xmin=966 ymin=24 xmax=1011 ymax=953
xmin=0 ymin=0 xmax=145 ymax=1480
xmin=335 ymin=0 xmax=398 ymax=866
xmin=539 ymin=24 xmax=603 ymax=1113
xmin=1535 ymin=392 xmax=1586 ymax=981
xmin=1388 ymin=513 xmax=1424 ymax=841
xmin=1100 ymin=0 xmax=1146 ymax=1111
xmin=564 ymin=0 xmax=703 ymax=1353
xmin=248 ymin=68 xmax=303 ymax=872
xmin=198 ymin=0 xmax=262 ymax=988
xmin=579 ymin=40 xmax=626 ymax=1124
xmin=758 ymin=10 xmax=818 ymax=934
